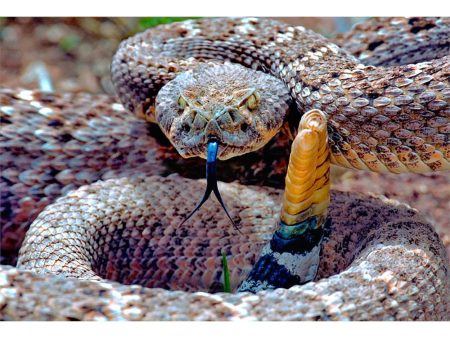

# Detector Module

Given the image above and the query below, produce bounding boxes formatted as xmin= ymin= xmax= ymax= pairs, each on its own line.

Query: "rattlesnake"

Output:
xmin=0 ymin=17 xmax=449 ymax=320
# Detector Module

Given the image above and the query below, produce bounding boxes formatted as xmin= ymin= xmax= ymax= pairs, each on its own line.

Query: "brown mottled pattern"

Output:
xmin=332 ymin=171 xmax=450 ymax=265
xmin=2 ymin=177 xmax=449 ymax=320
xmin=335 ymin=17 xmax=450 ymax=67
xmin=112 ymin=17 xmax=449 ymax=174
xmin=0 ymin=88 xmax=163 ymax=265
xmin=0 ymin=88 xmax=291 ymax=265
xmin=0 ymin=17 xmax=449 ymax=320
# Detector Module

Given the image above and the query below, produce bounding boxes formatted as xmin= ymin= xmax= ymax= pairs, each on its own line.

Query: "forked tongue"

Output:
xmin=179 ymin=140 xmax=238 ymax=230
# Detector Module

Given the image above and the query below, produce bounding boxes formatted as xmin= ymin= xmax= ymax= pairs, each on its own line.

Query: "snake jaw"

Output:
xmin=179 ymin=140 xmax=238 ymax=230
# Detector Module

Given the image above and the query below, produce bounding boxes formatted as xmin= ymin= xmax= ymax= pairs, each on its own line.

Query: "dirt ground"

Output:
xmin=1 ymin=17 xmax=449 ymax=260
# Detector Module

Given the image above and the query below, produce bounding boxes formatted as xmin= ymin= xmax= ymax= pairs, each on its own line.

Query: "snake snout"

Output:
xmin=214 ymin=107 xmax=248 ymax=132
xmin=205 ymin=119 xmax=224 ymax=142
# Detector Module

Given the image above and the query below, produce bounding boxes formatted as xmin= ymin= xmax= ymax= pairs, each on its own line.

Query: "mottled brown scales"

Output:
xmin=336 ymin=17 xmax=450 ymax=67
xmin=2 ymin=176 xmax=449 ymax=320
xmin=1 ymin=17 xmax=450 ymax=320
xmin=0 ymin=88 xmax=292 ymax=265
xmin=112 ymin=18 xmax=449 ymax=174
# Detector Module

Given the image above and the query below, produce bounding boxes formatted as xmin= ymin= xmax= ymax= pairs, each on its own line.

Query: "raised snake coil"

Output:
xmin=112 ymin=17 xmax=449 ymax=172
xmin=0 ymin=17 xmax=449 ymax=320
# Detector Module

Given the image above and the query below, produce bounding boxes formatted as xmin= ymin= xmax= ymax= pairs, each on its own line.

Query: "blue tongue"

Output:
xmin=179 ymin=141 xmax=237 ymax=229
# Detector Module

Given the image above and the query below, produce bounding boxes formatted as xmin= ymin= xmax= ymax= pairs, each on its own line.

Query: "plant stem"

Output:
xmin=221 ymin=250 xmax=231 ymax=293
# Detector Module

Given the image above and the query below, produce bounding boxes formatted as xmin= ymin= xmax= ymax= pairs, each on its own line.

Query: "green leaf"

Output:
xmin=138 ymin=17 xmax=200 ymax=30
xmin=221 ymin=250 xmax=231 ymax=293
xmin=59 ymin=35 xmax=81 ymax=52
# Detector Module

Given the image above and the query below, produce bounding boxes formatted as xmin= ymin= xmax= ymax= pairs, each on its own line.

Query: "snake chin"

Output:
xmin=155 ymin=62 xmax=291 ymax=160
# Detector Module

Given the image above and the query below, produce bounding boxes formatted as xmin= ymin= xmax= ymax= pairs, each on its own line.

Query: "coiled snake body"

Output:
xmin=0 ymin=17 xmax=449 ymax=320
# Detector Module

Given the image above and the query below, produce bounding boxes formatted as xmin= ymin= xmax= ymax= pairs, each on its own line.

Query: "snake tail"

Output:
xmin=238 ymin=110 xmax=330 ymax=292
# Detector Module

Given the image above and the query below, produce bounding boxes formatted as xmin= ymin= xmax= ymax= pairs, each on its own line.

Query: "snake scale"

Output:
xmin=0 ymin=17 xmax=449 ymax=320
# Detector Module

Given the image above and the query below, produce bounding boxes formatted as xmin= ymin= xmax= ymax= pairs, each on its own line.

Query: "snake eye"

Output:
xmin=178 ymin=96 xmax=187 ymax=109
xmin=246 ymin=93 xmax=259 ymax=110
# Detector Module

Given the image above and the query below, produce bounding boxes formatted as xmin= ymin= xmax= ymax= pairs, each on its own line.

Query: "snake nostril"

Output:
xmin=241 ymin=123 xmax=248 ymax=132
xmin=182 ymin=123 xmax=191 ymax=133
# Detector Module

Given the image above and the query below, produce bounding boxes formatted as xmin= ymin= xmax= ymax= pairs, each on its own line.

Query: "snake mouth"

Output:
xmin=175 ymin=137 xmax=263 ymax=161
xmin=179 ymin=139 xmax=238 ymax=230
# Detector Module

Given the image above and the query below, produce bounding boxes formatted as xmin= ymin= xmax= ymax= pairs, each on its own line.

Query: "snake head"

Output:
xmin=155 ymin=62 xmax=291 ymax=160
